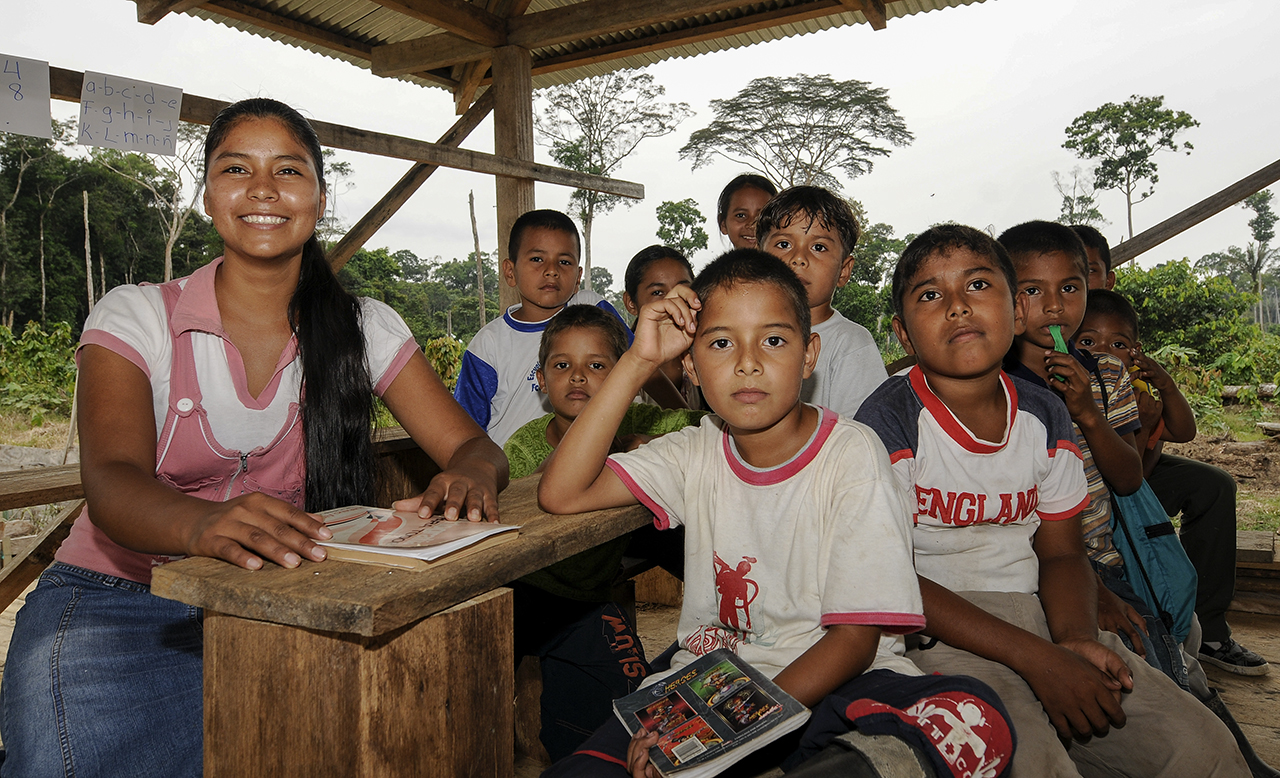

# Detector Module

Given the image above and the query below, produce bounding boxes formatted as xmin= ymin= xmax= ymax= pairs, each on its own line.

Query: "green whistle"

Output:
xmin=1049 ymin=325 xmax=1068 ymax=382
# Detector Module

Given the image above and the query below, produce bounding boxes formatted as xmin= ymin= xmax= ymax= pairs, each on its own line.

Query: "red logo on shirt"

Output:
xmin=714 ymin=553 xmax=759 ymax=631
xmin=913 ymin=486 xmax=1038 ymax=526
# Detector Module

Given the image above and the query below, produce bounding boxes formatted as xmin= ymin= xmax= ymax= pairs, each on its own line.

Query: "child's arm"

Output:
xmin=539 ymin=287 xmax=701 ymax=514
xmin=1133 ymin=347 xmax=1196 ymax=443
xmin=1044 ymin=351 xmax=1143 ymax=495
xmin=772 ymin=624 xmax=882 ymax=706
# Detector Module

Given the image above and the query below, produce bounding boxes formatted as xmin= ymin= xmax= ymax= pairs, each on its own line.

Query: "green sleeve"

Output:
xmin=617 ymin=403 xmax=709 ymax=437
xmin=503 ymin=415 xmax=556 ymax=480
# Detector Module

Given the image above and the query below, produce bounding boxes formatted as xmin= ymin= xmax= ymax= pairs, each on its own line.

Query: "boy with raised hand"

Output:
xmin=539 ymin=249 xmax=1014 ymax=778
xmin=757 ymin=186 xmax=888 ymax=416
xmin=856 ymin=224 xmax=1247 ymax=776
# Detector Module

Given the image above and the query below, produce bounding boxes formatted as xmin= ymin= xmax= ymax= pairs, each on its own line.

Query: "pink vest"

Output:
xmin=57 ymin=278 xmax=307 ymax=584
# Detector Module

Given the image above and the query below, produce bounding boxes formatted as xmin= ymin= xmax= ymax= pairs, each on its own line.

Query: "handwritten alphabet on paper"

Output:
xmin=78 ymin=72 xmax=182 ymax=156
xmin=0 ymin=55 xmax=53 ymax=140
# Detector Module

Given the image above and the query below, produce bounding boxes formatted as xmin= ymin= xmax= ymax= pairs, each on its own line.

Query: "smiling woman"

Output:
xmin=0 ymin=99 xmax=508 ymax=777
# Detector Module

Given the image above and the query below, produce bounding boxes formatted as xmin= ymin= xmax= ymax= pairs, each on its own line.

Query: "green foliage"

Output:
xmin=1052 ymin=167 xmax=1107 ymax=227
xmin=654 ymin=199 xmax=709 ymax=258
xmin=1245 ymin=190 xmax=1276 ymax=245
xmin=423 ymin=336 xmax=465 ymax=392
xmin=1062 ymin=95 xmax=1197 ymax=237
xmin=680 ymin=74 xmax=912 ymax=191
xmin=1147 ymin=343 xmax=1226 ymax=431
xmin=0 ymin=321 xmax=77 ymax=423
xmin=1113 ymin=260 xmax=1254 ymax=364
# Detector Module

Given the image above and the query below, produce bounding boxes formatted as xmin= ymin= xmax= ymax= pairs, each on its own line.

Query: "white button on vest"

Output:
xmin=176 ymin=398 xmax=194 ymax=413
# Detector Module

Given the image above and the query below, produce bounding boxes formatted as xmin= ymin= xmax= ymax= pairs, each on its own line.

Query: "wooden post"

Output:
xmin=492 ymin=45 xmax=535 ymax=311
xmin=470 ymin=190 xmax=487 ymax=325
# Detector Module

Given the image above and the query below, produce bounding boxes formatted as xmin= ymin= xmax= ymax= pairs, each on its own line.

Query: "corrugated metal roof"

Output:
xmin=180 ymin=0 xmax=989 ymax=92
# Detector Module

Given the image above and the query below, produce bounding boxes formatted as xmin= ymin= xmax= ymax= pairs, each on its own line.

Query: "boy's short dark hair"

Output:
xmin=624 ymin=245 xmax=694 ymax=303
xmin=1085 ymin=289 xmax=1140 ymax=339
xmin=755 ymin=186 xmax=861 ymax=258
xmin=692 ymin=249 xmax=811 ymax=340
xmin=717 ymin=174 xmax=777 ymax=224
xmin=997 ymin=220 xmax=1089 ymax=277
xmin=1070 ymin=225 xmax=1112 ymax=274
xmin=538 ymin=305 xmax=630 ymax=368
xmin=508 ymin=209 xmax=581 ymax=262
xmin=892 ymin=224 xmax=1016 ymax=317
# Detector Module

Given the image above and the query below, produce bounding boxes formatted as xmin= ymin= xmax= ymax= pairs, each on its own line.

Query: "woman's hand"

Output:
xmin=393 ymin=450 xmax=502 ymax=523
xmin=627 ymin=728 xmax=661 ymax=778
xmin=185 ymin=491 xmax=331 ymax=570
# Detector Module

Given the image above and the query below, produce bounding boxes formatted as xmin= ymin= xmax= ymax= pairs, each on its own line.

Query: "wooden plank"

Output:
xmin=0 ymin=501 xmax=83 ymax=612
xmin=49 ymin=67 xmax=641 ymax=198
xmin=135 ymin=0 xmax=207 ymax=25
xmin=151 ymin=475 xmax=653 ymax=636
xmin=327 ymin=90 xmax=494 ymax=271
xmin=1238 ymin=530 xmax=1277 ymax=565
xmin=204 ymin=589 xmax=513 ymax=777
xmin=839 ymin=0 xmax=887 ymax=30
xmin=373 ymin=33 xmax=493 ymax=77
xmin=0 ymin=464 xmax=83 ymax=511
xmin=493 ymin=44 xmax=536 ymax=311
xmin=1110 ymin=157 xmax=1280 ymax=268
xmin=452 ymin=0 xmax=532 ymax=114
xmin=367 ymin=0 xmax=506 ymax=47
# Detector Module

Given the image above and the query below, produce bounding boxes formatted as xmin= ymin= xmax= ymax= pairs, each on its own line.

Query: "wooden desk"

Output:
xmin=150 ymin=475 xmax=651 ymax=777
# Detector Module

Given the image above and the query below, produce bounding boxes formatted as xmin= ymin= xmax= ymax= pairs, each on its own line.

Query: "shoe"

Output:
xmin=1199 ymin=638 xmax=1270 ymax=676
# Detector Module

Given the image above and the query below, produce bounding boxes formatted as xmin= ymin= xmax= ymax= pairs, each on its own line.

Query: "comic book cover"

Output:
xmin=316 ymin=506 xmax=518 ymax=561
xmin=613 ymin=649 xmax=809 ymax=777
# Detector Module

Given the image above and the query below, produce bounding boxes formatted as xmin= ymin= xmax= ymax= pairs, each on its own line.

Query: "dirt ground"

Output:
xmin=1163 ymin=433 xmax=1280 ymax=531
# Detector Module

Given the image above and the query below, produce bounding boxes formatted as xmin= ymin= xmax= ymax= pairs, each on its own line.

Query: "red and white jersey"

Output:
xmin=607 ymin=407 xmax=924 ymax=680
xmin=856 ymin=367 xmax=1089 ymax=595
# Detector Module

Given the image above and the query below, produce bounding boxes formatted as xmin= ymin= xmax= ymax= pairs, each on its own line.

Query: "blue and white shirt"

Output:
xmin=453 ymin=290 xmax=629 ymax=446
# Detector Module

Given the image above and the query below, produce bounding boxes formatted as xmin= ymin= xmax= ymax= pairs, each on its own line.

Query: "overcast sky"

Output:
xmin=5 ymin=0 xmax=1277 ymax=290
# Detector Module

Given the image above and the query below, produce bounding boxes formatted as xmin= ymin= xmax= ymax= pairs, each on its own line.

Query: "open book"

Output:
xmin=316 ymin=506 xmax=519 ymax=569
xmin=614 ymin=649 xmax=809 ymax=777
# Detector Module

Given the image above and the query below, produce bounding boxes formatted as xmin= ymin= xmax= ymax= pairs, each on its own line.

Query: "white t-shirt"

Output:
xmin=855 ymin=367 xmax=1090 ymax=594
xmin=606 ymin=407 xmax=924 ymax=680
xmin=802 ymin=310 xmax=888 ymax=417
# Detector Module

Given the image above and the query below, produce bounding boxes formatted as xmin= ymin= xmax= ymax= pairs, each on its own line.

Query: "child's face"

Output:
xmin=720 ymin=186 xmax=772 ymax=249
xmin=683 ymin=281 xmax=818 ymax=431
xmin=536 ymin=327 xmax=619 ymax=422
xmin=503 ymin=226 xmax=583 ymax=318
xmin=892 ymin=248 xmax=1023 ymax=381
xmin=1075 ymin=311 xmax=1137 ymax=370
xmin=1015 ymin=251 xmax=1088 ymax=349
xmin=760 ymin=215 xmax=853 ymax=311
xmin=1084 ymin=246 xmax=1115 ymax=290
xmin=623 ymin=258 xmax=694 ymax=317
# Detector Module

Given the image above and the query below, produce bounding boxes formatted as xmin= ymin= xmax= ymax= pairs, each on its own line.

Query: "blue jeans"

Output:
xmin=0 ymin=563 xmax=203 ymax=778
xmin=1094 ymin=560 xmax=1190 ymax=691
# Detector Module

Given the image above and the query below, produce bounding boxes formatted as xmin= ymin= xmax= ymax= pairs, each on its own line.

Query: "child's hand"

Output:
xmin=1018 ymin=637 xmax=1130 ymax=739
xmin=1130 ymin=346 xmax=1176 ymax=393
xmin=627 ymin=728 xmax=661 ymax=778
xmin=394 ymin=464 xmax=501 ymax=523
xmin=1043 ymin=351 xmax=1097 ymax=421
xmin=1096 ymin=583 xmax=1149 ymax=658
xmin=633 ymin=285 xmax=701 ymax=368
xmin=1135 ymin=390 xmax=1163 ymax=435
xmin=185 ymin=492 xmax=332 ymax=570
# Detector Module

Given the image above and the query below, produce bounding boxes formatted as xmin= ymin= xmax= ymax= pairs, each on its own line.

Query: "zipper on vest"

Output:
xmin=226 ymin=452 xmax=248 ymax=500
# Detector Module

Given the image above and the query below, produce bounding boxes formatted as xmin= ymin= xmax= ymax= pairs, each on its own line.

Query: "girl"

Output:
xmin=622 ymin=246 xmax=699 ymax=409
xmin=716 ymin=173 xmax=776 ymax=250
xmin=0 ymin=99 xmax=507 ymax=777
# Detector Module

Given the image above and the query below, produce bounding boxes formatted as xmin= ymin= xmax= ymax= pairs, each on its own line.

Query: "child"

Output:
xmin=504 ymin=305 xmax=707 ymax=761
xmin=757 ymin=185 xmax=888 ymax=416
xmin=539 ymin=249 xmax=1014 ymax=778
xmin=717 ymin=173 xmax=777 ymax=249
xmin=453 ymin=209 xmax=632 ymax=445
xmin=855 ymin=224 xmax=1248 ymax=776
xmin=621 ymin=246 xmax=700 ymax=409
xmin=1070 ymin=224 xmax=1115 ymax=291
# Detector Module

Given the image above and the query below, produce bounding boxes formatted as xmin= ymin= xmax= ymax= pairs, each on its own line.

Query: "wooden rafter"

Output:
xmin=366 ymin=0 xmax=506 ymax=47
xmin=506 ymin=0 xmax=747 ymax=50
xmin=838 ymin=0 xmax=887 ymax=30
xmin=136 ymin=0 xmax=207 ymax=25
xmin=453 ymin=0 xmax=533 ymax=115
xmin=374 ymin=34 xmax=491 ymax=77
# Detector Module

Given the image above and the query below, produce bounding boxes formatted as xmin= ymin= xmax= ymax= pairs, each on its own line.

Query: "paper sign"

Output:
xmin=77 ymin=71 xmax=182 ymax=156
xmin=0 ymin=55 xmax=53 ymax=140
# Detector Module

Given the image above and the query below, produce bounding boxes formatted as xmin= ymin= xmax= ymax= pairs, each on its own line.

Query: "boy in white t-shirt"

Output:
xmin=538 ymin=249 xmax=1013 ymax=778
xmin=855 ymin=224 xmax=1248 ymax=777
xmin=756 ymin=186 xmax=888 ymax=416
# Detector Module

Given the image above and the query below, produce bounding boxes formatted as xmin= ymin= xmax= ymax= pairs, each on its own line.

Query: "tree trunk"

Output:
xmin=582 ymin=198 xmax=595 ymax=292
xmin=38 ymin=209 xmax=47 ymax=324
xmin=84 ymin=191 xmax=94 ymax=313
xmin=469 ymin=190 xmax=486 ymax=326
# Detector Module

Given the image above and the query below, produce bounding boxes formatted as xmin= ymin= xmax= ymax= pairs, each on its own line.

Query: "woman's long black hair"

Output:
xmin=204 ymin=98 xmax=376 ymax=511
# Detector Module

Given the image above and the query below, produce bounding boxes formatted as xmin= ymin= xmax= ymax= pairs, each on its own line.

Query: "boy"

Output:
xmin=504 ymin=305 xmax=707 ymax=761
xmin=855 ymin=224 xmax=1247 ymax=776
xmin=453 ymin=209 xmax=632 ymax=446
xmin=539 ymin=249 xmax=1013 ymax=778
xmin=757 ymin=186 xmax=888 ymax=416
xmin=1070 ymin=224 xmax=1115 ymax=291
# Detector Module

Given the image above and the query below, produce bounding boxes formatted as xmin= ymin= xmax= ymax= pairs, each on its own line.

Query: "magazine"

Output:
xmin=316 ymin=506 xmax=519 ymax=567
xmin=613 ymin=649 xmax=809 ymax=777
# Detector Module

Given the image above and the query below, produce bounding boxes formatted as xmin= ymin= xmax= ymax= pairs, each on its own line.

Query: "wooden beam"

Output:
xmin=0 ymin=501 xmax=83 ymax=613
xmin=453 ymin=0 xmax=532 ymax=115
xmin=135 ymin=0 xmax=206 ymax=25
xmin=48 ymin=67 xmax=641 ymax=198
xmin=839 ymin=0 xmax=887 ymax=30
xmin=493 ymin=45 xmax=536 ymax=312
xmin=366 ymin=0 xmax=506 ymax=47
xmin=328 ymin=90 xmax=495 ymax=272
xmin=1110 ymin=158 xmax=1280 ymax=267
xmin=373 ymin=33 xmax=492 ymax=77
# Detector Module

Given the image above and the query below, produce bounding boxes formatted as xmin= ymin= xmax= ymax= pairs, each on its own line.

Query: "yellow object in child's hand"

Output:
xmin=1127 ymin=365 xmax=1153 ymax=395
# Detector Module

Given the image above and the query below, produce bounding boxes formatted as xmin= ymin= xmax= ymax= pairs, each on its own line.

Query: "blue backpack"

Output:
xmin=1110 ymin=481 xmax=1198 ymax=644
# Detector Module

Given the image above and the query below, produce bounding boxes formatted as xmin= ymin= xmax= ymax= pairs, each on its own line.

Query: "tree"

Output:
xmin=317 ymin=149 xmax=355 ymax=244
xmin=1062 ymin=95 xmax=1198 ymax=239
xmin=535 ymin=69 xmax=691 ymax=292
xmin=679 ymin=74 xmax=912 ymax=191
xmin=1197 ymin=190 xmax=1280 ymax=323
xmin=1052 ymin=167 xmax=1107 ymax=228
xmin=590 ymin=266 xmax=615 ymax=295
xmin=0 ymin=121 xmax=74 ymax=323
xmin=654 ymin=198 xmax=709 ymax=258
xmin=1115 ymin=259 xmax=1254 ymax=361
